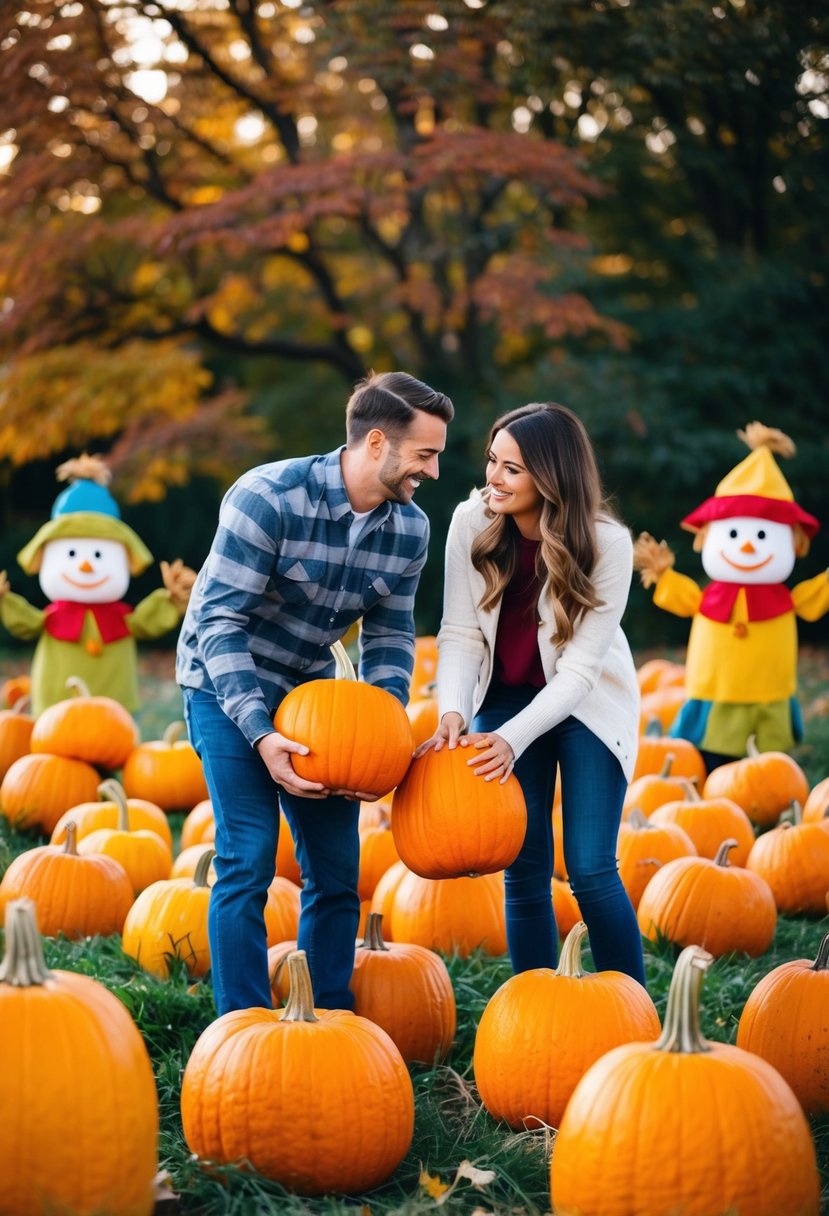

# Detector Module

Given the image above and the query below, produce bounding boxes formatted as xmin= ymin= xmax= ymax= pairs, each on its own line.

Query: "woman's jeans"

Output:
xmin=473 ymin=682 xmax=646 ymax=987
xmin=182 ymin=687 xmax=361 ymax=1016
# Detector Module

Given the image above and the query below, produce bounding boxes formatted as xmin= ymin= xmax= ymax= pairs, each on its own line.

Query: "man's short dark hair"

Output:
xmin=345 ymin=371 xmax=454 ymax=445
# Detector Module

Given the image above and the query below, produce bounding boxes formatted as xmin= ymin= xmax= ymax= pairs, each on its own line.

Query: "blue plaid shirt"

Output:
xmin=176 ymin=447 xmax=429 ymax=747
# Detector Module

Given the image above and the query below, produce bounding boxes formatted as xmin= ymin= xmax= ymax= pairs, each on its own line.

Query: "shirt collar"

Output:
xmin=318 ymin=447 xmax=393 ymax=528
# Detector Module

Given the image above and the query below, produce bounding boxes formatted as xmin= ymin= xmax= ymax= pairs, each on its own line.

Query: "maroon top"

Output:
xmin=493 ymin=534 xmax=547 ymax=688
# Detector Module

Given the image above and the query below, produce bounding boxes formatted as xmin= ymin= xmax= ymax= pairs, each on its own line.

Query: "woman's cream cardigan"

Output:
xmin=435 ymin=493 xmax=640 ymax=782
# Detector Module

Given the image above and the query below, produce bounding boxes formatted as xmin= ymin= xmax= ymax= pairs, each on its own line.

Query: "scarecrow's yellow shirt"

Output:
xmin=653 ymin=568 xmax=829 ymax=704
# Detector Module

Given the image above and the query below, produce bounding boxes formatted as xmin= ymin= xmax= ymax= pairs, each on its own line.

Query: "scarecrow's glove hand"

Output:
xmin=160 ymin=559 xmax=197 ymax=612
xmin=632 ymin=532 xmax=675 ymax=590
xmin=0 ymin=570 xmax=9 ymax=598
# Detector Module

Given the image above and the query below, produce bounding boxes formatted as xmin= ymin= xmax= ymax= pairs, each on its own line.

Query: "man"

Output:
xmin=177 ymin=371 xmax=454 ymax=1015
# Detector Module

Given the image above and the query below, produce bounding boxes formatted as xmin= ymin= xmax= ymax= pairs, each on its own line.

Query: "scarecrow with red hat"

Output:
xmin=0 ymin=454 xmax=196 ymax=716
xmin=633 ymin=422 xmax=829 ymax=767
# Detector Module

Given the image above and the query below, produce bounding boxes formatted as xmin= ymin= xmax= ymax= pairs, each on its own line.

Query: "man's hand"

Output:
xmin=255 ymin=731 xmax=328 ymax=799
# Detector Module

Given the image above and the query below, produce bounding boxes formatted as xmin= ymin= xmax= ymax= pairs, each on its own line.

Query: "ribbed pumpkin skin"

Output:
xmin=703 ymin=750 xmax=810 ymax=829
xmin=631 ymin=734 xmax=706 ymax=784
xmin=616 ymin=814 xmax=697 ymax=909
xmin=0 ymin=704 xmax=34 ymax=782
xmin=550 ymin=1042 xmax=819 ymax=1215
xmin=636 ymin=848 xmax=777 ymax=958
xmin=274 ymin=679 xmax=414 ymax=797
xmin=351 ymin=916 xmax=456 ymax=1064
xmin=181 ymin=1007 xmax=414 ymax=1195
xmin=736 ymin=934 xmax=829 ymax=1114
xmin=745 ymin=822 xmax=829 ymax=915
xmin=78 ymin=825 xmax=173 ymax=895
xmin=122 ymin=874 xmax=212 ymax=978
xmin=389 ymin=870 xmax=507 ymax=957
xmin=122 ymin=735 xmax=208 ymax=812
xmin=0 ymin=917 xmax=158 ymax=1215
xmin=51 ymin=796 xmax=173 ymax=851
xmin=0 ymin=752 xmax=102 ymax=832
xmin=31 ymin=693 xmax=138 ymax=771
xmin=0 ymin=843 xmax=134 ymax=937
xmin=474 ymin=925 xmax=660 ymax=1130
xmin=803 ymin=776 xmax=829 ymax=824
xmin=650 ymin=795 xmax=756 ymax=865
xmin=391 ymin=747 xmax=527 ymax=879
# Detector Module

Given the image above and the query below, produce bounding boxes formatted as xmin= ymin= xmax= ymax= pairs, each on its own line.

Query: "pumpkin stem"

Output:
xmin=659 ymin=753 xmax=675 ymax=778
xmin=555 ymin=921 xmax=588 ymax=978
xmin=66 ymin=675 xmax=92 ymax=698
xmin=628 ymin=809 xmax=653 ymax=831
xmin=713 ymin=839 xmax=738 ymax=867
xmin=63 ymin=821 xmax=79 ymax=856
xmin=331 ymin=639 xmax=357 ymax=682
xmin=97 ymin=778 xmax=130 ymax=830
xmin=163 ymin=721 xmax=186 ymax=746
xmin=279 ymin=950 xmax=320 ymax=1023
xmin=681 ymin=779 xmax=701 ymax=802
xmin=10 ymin=695 xmax=31 ymax=716
xmin=360 ymin=912 xmax=390 ymax=952
xmin=0 ymin=899 xmax=52 ymax=986
xmin=785 ymin=800 xmax=803 ymax=826
xmin=193 ymin=848 xmax=216 ymax=889
xmin=811 ymin=932 xmax=829 ymax=973
xmin=746 ymin=734 xmax=759 ymax=758
xmin=655 ymin=944 xmax=714 ymax=1054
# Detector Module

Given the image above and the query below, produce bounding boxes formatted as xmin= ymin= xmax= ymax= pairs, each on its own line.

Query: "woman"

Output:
xmin=420 ymin=402 xmax=646 ymax=985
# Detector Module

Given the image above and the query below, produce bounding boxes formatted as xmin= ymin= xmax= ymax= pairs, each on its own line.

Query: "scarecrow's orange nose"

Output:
xmin=78 ymin=559 xmax=94 ymax=573
xmin=739 ymin=541 xmax=756 ymax=555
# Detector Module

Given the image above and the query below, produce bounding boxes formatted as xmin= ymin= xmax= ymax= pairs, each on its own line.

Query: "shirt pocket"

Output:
xmin=272 ymin=556 xmax=328 ymax=605
xmin=361 ymin=573 xmax=394 ymax=612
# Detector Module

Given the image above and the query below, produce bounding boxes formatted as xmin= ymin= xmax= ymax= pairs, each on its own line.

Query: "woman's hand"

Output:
xmin=412 ymin=711 xmax=465 ymax=758
xmin=461 ymin=730 xmax=515 ymax=784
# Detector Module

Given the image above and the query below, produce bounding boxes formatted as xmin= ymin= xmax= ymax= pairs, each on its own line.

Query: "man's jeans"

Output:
xmin=182 ymin=687 xmax=361 ymax=1015
xmin=473 ymin=682 xmax=647 ymax=987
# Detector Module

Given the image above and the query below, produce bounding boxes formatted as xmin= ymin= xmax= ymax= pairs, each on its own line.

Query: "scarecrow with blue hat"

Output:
xmin=0 ymin=454 xmax=195 ymax=715
xmin=633 ymin=422 xmax=829 ymax=768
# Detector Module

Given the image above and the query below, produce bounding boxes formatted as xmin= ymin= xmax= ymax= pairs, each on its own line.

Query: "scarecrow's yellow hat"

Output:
xmin=681 ymin=422 xmax=819 ymax=537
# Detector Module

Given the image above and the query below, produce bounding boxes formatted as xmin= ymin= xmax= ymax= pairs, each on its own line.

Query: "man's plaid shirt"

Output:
xmin=176 ymin=447 xmax=429 ymax=747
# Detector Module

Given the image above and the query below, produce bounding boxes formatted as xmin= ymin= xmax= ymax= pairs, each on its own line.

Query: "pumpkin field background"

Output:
xmin=1 ymin=641 xmax=828 ymax=1215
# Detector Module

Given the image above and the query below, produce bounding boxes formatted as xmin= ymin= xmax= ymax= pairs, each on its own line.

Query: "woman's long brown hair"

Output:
xmin=471 ymin=402 xmax=616 ymax=645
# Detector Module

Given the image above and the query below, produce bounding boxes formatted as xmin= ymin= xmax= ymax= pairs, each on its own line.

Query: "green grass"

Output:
xmin=1 ymin=644 xmax=829 ymax=1212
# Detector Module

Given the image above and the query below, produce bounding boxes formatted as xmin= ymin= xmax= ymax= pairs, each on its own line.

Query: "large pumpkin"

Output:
xmin=636 ymin=839 xmax=777 ymax=958
xmin=274 ymin=642 xmax=414 ymax=798
xmin=388 ymin=869 xmax=507 ymax=957
xmin=122 ymin=721 xmax=209 ymax=812
xmin=30 ymin=676 xmax=138 ymax=771
xmin=0 ymin=751 xmax=101 ymax=833
xmin=0 ymin=822 xmax=134 ymax=938
xmin=649 ymin=784 xmax=757 ymax=867
xmin=392 ymin=745 xmax=527 ymax=879
xmin=474 ymin=921 xmax=660 ymax=1131
xmin=122 ymin=849 xmax=215 ymax=978
xmin=616 ymin=809 xmax=697 ymax=910
xmin=745 ymin=806 xmax=829 ymax=916
xmin=350 ymin=912 xmax=457 ymax=1064
xmin=703 ymin=735 xmax=810 ymax=829
xmin=550 ymin=944 xmax=820 ymax=1215
xmin=736 ymin=930 xmax=829 ymax=1115
xmin=0 ymin=898 xmax=159 ymax=1216
xmin=181 ymin=949 xmax=414 ymax=1195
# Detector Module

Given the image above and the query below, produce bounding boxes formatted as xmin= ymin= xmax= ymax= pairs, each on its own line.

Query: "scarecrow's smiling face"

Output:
xmin=39 ymin=537 xmax=131 ymax=603
xmin=701 ymin=516 xmax=796 ymax=585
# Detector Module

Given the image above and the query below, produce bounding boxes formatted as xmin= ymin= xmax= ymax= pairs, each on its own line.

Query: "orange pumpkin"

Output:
xmin=474 ymin=921 xmax=660 ymax=1130
xmin=274 ymin=642 xmax=414 ymax=798
xmin=405 ymin=694 xmax=439 ymax=748
xmin=550 ymin=945 xmax=820 ymax=1216
xmin=638 ymin=684 xmax=686 ymax=734
xmin=181 ymin=949 xmax=415 ymax=1195
xmin=551 ymin=876 xmax=581 ymax=938
xmin=745 ymin=805 xmax=829 ymax=916
xmin=122 ymin=849 xmax=215 ymax=978
xmin=703 ymin=735 xmax=810 ymax=829
xmin=636 ymin=658 xmax=685 ymax=695
xmin=631 ymin=722 xmax=706 ymax=784
xmin=263 ymin=874 xmax=301 ymax=947
xmin=369 ymin=859 xmax=410 ymax=939
xmin=616 ymin=809 xmax=697 ymax=910
xmin=0 ymin=899 xmax=159 ymax=1216
xmin=649 ymin=784 xmax=757 ymax=866
xmin=122 ymin=721 xmax=209 ymax=812
xmin=358 ymin=815 xmax=400 ymax=901
xmin=77 ymin=793 xmax=173 ymax=895
xmin=622 ymin=759 xmax=696 ymax=820
xmin=170 ymin=842 xmax=217 ymax=881
xmin=0 ymin=751 xmax=101 ymax=833
xmin=0 ymin=822 xmax=134 ymax=938
xmin=350 ymin=912 xmax=456 ymax=1064
xmin=0 ymin=696 xmax=34 ymax=783
xmin=736 ymin=930 xmax=829 ymax=1115
xmin=1 ymin=673 xmax=31 ymax=709
xmin=30 ymin=676 xmax=138 ymax=771
xmin=388 ymin=869 xmax=507 ymax=958
xmin=50 ymin=778 xmax=173 ymax=852
xmin=391 ymin=745 xmax=527 ymax=879
xmin=637 ymin=839 xmax=777 ymax=958
xmin=179 ymin=798 xmax=215 ymax=850
xmin=803 ymin=776 xmax=829 ymax=825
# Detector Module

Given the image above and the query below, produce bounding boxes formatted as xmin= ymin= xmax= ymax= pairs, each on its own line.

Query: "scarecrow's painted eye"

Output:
xmin=757 ymin=530 xmax=766 ymax=541
xmin=68 ymin=548 xmax=76 ymax=557
xmin=729 ymin=528 xmax=738 ymax=539
xmin=94 ymin=550 xmax=102 ymax=559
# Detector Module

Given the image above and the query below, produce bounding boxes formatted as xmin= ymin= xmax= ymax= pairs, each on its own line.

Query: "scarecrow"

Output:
xmin=633 ymin=422 xmax=829 ymax=767
xmin=0 ymin=454 xmax=196 ymax=715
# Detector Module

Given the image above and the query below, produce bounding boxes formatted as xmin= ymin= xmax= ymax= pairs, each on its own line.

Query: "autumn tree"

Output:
xmin=0 ymin=0 xmax=628 ymax=500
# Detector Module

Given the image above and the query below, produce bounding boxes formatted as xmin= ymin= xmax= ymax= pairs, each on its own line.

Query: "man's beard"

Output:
xmin=378 ymin=450 xmax=418 ymax=503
